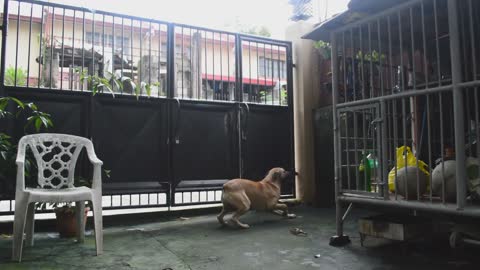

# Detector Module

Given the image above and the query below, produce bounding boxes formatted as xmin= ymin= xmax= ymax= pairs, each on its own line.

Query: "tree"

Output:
xmin=225 ymin=17 xmax=272 ymax=37
xmin=239 ymin=25 xmax=271 ymax=37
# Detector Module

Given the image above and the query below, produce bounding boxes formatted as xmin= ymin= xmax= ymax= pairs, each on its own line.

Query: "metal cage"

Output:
xmin=328 ymin=0 xmax=480 ymax=243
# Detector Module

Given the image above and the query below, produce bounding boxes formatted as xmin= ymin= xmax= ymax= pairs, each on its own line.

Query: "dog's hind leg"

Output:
xmin=229 ymin=192 xmax=251 ymax=229
xmin=217 ymin=206 xmax=231 ymax=226
xmin=231 ymin=207 xmax=250 ymax=229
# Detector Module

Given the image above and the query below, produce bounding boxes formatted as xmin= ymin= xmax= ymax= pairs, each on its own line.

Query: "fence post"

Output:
xmin=167 ymin=23 xmax=175 ymax=99
xmin=0 ymin=0 xmax=9 ymax=94
xmin=166 ymin=23 xmax=176 ymax=206
xmin=329 ymin=31 xmax=350 ymax=246
xmin=286 ymin=41 xmax=296 ymax=191
xmin=447 ymin=0 xmax=467 ymax=210
xmin=235 ymin=34 xmax=243 ymax=102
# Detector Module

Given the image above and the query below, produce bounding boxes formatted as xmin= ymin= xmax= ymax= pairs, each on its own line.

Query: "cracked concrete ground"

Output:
xmin=0 ymin=206 xmax=479 ymax=270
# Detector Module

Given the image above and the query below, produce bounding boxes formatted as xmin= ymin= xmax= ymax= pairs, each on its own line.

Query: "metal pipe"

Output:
xmin=447 ymin=0 xmax=467 ymax=210
xmin=342 ymin=203 xmax=353 ymax=222
xmin=338 ymin=195 xmax=480 ymax=217
xmin=331 ymin=32 xmax=343 ymax=237
xmin=70 ymin=9 xmax=75 ymax=90
xmin=0 ymin=0 xmax=8 ymax=91
xmin=38 ymin=4 xmax=44 ymax=88
xmin=81 ymin=10 xmax=85 ymax=90
xmin=167 ymin=23 xmax=175 ymax=99
xmin=60 ymin=7 xmax=65 ymax=90
xmin=14 ymin=2 xmax=20 ymax=86
xmin=285 ymin=41 xmax=295 ymax=195
xmin=468 ymin=0 xmax=480 ymax=159
xmin=270 ymin=44 xmax=274 ymax=105
xmin=235 ymin=35 xmax=243 ymax=102
xmin=158 ymin=23 xmax=162 ymax=97
xmin=342 ymin=32 xmax=351 ymax=190
xmin=335 ymin=80 xmax=480 ymax=109
xmin=381 ymin=100 xmax=388 ymax=199
xmin=49 ymin=6 xmax=55 ymax=89
xmin=220 ymin=32 xmax=224 ymax=100
xmin=204 ymin=30 xmax=207 ymax=100
xmin=248 ymin=41 xmax=252 ymax=102
xmin=26 ymin=2 xmax=33 ymax=88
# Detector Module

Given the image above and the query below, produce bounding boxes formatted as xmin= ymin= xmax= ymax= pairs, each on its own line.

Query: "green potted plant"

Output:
xmin=38 ymin=171 xmax=110 ymax=238
xmin=0 ymin=96 xmax=109 ymax=238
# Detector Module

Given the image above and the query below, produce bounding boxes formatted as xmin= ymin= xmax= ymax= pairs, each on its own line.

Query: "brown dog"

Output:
xmin=217 ymin=167 xmax=296 ymax=229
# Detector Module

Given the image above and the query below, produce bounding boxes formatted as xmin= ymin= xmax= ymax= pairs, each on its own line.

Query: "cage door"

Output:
xmin=337 ymin=103 xmax=383 ymax=196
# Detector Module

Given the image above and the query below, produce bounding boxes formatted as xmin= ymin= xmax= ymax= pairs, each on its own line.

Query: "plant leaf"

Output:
xmin=10 ymin=97 xmax=26 ymax=109
xmin=34 ymin=117 xmax=42 ymax=132
xmin=26 ymin=102 xmax=37 ymax=111
xmin=145 ymin=84 xmax=152 ymax=97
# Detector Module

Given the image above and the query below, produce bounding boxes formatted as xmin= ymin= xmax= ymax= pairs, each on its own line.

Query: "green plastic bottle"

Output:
xmin=359 ymin=152 xmax=378 ymax=192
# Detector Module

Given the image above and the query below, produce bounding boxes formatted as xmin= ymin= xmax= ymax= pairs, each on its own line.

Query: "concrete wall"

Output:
xmin=286 ymin=22 xmax=324 ymax=206
xmin=5 ymin=20 xmax=41 ymax=80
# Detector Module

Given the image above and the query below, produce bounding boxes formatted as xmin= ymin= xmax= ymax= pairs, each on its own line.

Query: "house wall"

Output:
xmin=4 ymin=15 xmax=287 ymax=84
xmin=286 ymin=22 xmax=322 ymax=206
xmin=5 ymin=19 xmax=41 ymax=82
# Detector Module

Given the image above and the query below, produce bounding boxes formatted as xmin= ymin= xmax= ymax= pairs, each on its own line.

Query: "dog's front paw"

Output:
xmin=286 ymin=213 xmax=297 ymax=219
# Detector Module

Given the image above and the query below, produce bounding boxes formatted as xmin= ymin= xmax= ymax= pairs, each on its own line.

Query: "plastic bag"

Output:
xmin=388 ymin=146 xmax=430 ymax=192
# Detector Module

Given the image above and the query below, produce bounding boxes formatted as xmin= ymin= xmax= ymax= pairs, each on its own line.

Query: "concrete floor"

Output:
xmin=0 ymin=206 xmax=479 ymax=270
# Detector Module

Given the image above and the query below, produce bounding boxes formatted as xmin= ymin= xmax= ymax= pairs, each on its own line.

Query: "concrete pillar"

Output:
xmin=286 ymin=22 xmax=321 ymax=205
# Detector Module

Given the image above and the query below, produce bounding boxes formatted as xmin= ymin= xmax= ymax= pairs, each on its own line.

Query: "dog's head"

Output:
xmin=267 ymin=167 xmax=298 ymax=184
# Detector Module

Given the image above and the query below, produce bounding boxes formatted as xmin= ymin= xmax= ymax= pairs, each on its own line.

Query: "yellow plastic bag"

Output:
xmin=388 ymin=146 xmax=430 ymax=192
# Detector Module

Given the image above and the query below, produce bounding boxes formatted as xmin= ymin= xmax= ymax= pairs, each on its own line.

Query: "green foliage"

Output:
xmin=0 ymin=97 xmax=53 ymax=133
xmin=76 ymin=69 xmax=116 ymax=97
xmin=75 ymin=68 xmax=161 ymax=99
xmin=4 ymin=66 xmax=27 ymax=86
xmin=281 ymin=87 xmax=288 ymax=105
xmin=0 ymin=97 xmax=53 ymax=198
xmin=356 ymin=50 xmax=386 ymax=63
xmin=0 ymin=134 xmax=16 ymax=189
xmin=313 ymin=41 xmax=331 ymax=59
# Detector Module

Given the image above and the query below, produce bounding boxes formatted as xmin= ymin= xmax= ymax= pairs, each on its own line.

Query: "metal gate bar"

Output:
xmin=0 ymin=0 xmax=295 ymax=214
xmin=327 ymin=0 xmax=480 ymax=245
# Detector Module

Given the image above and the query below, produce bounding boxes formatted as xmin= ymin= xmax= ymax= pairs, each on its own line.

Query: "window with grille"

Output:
xmin=258 ymin=57 xmax=286 ymax=79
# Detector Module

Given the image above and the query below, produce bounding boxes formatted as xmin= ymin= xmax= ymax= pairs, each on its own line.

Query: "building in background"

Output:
xmin=2 ymin=4 xmax=287 ymax=104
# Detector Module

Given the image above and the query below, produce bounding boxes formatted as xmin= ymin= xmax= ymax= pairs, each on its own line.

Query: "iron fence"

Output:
xmin=0 ymin=0 xmax=295 ymax=215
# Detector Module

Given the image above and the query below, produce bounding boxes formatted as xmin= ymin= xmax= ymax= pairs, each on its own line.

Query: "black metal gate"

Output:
xmin=0 ymin=0 xmax=294 ymax=213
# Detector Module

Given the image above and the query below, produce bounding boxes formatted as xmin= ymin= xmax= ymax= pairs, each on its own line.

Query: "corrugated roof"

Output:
xmin=302 ymin=0 xmax=410 ymax=41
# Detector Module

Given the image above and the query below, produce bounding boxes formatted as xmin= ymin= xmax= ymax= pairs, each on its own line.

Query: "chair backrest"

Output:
xmin=18 ymin=134 xmax=93 ymax=189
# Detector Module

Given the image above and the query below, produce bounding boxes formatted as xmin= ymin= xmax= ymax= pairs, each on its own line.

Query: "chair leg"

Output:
xmin=75 ymin=201 xmax=85 ymax=243
xmin=12 ymin=196 xmax=29 ymax=262
xmin=25 ymin=203 xmax=36 ymax=247
xmin=92 ymin=195 xmax=103 ymax=255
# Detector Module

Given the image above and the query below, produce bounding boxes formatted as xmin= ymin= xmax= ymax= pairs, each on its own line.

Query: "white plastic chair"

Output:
xmin=12 ymin=133 xmax=103 ymax=262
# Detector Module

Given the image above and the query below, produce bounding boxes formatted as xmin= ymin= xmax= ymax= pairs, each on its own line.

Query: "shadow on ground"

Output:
xmin=0 ymin=206 xmax=479 ymax=269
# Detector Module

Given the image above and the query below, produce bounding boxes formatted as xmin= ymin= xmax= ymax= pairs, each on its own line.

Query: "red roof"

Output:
xmin=201 ymin=74 xmax=277 ymax=86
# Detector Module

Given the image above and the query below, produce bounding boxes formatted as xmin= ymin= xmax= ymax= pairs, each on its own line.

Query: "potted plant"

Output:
xmin=52 ymin=202 xmax=90 ymax=238
xmin=38 ymin=171 xmax=110 ymax=238
xmin=0 ymin=96 xmax=110 ymax=238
